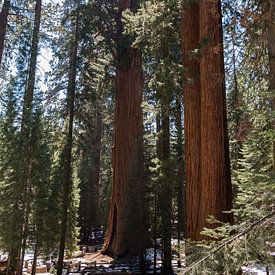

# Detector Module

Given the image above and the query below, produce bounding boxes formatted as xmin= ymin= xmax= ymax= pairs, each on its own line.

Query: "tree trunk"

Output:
xmin=102 ymin=0 xmax=144 ymax=257
xmin=0 ymin=0 xmax=10 ymax=66
xmin=199 ymin=0 xmax=233 ymax=230
xmin=175 ymin=94 xmax=185 ymax=240
xmin=87 ymin=109 xmax=102 ymax=230
xmin=181 ymin=0 xmax=233 ymax=240
xmin=6 ymin=247 xmax=19 ymax=275
xmin=175 ymin=95 xmax=184 ymax=268
xmin=56 ymin=1 xmax=79 ymax=274
xmin=17 ymin=1 xmax=42 ymax=274
xmin=21 ymin=0 xmax=42 ymax=137
xmin=159 ymin=108 xmax=172 ymax=274
xmin=31 ymin=241 xmax=39 ymax=275
xmin=181 ymin=1 xmax=202 ymax=241
xmin=266 ymin=0 xmax=275 ymax=173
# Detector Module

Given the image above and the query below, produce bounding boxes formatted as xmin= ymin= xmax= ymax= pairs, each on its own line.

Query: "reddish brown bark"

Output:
xmin=181 ymin=0 xmax=233 ymax=241
xmin=181 ymin=2 xmax=202 ymax=241
xmin=102 ymin=49 xmax=144 ymax=256
xmin=102 ymin=1 xmax=144 ymax=257
xmin=0 ymin=0 xmax=10 ymax=66
xmin=199 ymin=0 xmax=233 ymax=230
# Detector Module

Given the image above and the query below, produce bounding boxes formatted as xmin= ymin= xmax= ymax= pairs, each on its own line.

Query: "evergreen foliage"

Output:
xmin=0 ymin=0 xmax=274 ymax=274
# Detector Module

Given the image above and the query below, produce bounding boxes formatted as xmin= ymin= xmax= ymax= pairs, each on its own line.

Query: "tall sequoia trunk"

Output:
xmin=102 ymin=0 xmax=144 ymax=257
xmin=17 ymin=1 xmax=42 ymax=274
xmin=0 ymin=0 xmax=10 ymax=66
xmin=181 ymin=0 xmax=233 ymax=240
xmin=56 ymin=2 xmax=79 ymax=274
xmin=181 ymin=1 xmax=202 ymax=240
xmin=199 ymin=0 xmax=233 ymax=230
xmin=266 ymin=0 xmax=275 ymax=173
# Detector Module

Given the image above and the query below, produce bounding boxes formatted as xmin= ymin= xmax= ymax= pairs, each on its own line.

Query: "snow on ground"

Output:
xmin=242 ymin=264 xmax=275 ymax=275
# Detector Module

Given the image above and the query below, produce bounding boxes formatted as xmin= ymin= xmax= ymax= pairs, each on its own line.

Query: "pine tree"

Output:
xmin=56 ymin=0 xmax=80 ymax=273
xmin=0 ymin=78 xmax=22 ymax=274
xmin=266 ymin=0 xmax=275 ymax=172
xmin=0 ymin=0 xmax=10 ymax=66
xmin=17 ymin=1 xmax=42 ymax=273
xmin=27 ymin=105 xmax=52 ymax=275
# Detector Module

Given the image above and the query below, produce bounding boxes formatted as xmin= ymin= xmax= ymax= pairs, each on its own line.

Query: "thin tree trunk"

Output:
xmin=154 ymin=115 xmax=161 ymax=275
xmin=159 ymin=108 xmax=172 ymax=274
xmin=31 ymin=241 xmax=39 ymax=275
xmin=6 ymin=247 xmax=19 ymax=275
xmin=18 ymin=164 xmax=32 ymax=275
xmin=21 ymin=0 xmax=42 ymax=136
xmin=0 ymin=0 xmax=10 ymax=66
xmin=56 ymin=1 xmax=80 ymax=274
xmin=87 ymin=108 xmax=102 ymax=231
xmin=17 ymin=1 xmax=42 ymax=274
xmin=181 ymin=1 xmax=202 ymax=241
xmin=266 ymin=0 xmax=275 ymax=173
xmin=199 ymin=0 xmax=233 ymax=229
xmin=102 ymin=0 xmax=145 ymax=257
xmin=175 ymin=94 xmax=184 ymax=268
xmin=153 ymin=192 xmax=157 ymax=275
xmin=175 ymin=94 xmax=185 ymax=239
xmin=230 ymin=29 xmax=243 ymax=172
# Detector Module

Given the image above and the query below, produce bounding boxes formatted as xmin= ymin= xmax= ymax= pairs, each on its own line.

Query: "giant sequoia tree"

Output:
xmin=199 ymin=0 xmax=233 ymax=230
xmin=181 ymin=0 xmax=233 ymax=241
xmin=102 ymin=0 xmax=145 ymax=258
xmin=181 ymin=0 xmax=202 ymax=241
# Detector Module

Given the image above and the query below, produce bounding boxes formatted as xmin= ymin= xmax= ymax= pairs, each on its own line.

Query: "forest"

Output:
xmin=0 ymin=0 xmax=274 ymax=274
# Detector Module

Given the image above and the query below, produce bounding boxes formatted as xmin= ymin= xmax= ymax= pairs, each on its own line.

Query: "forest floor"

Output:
xmin=69 ymin=251 xmax=114 ymax=266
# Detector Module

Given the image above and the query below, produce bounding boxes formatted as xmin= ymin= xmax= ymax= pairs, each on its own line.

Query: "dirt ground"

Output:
xmin=69 ymin=251 xmax=114 ymax=265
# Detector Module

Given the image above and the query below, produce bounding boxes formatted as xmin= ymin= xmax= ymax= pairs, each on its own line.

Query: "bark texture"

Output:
xmin=102 ymin=0 xmax=144 ymax=257
xmin=0 ymin=0 xmax=10 ymax=66
xmin=199 ymin=0 xmax=233 ymax=229
xmin=181 ymin=0 xmax=233 ymax=241
xmin=181 ymin=1 xmax=202 ymax=241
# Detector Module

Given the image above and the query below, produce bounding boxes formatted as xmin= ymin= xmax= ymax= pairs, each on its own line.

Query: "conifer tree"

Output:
xmin=18 ymin=1 xmax=42 ymax=273
xmin=56 ymin=0 xmax=80 ymax=273
xmin=102 ymin=0 xmax=145 ymax=259
xmin=0 ymin=78 xmax=22 ymax=274
xmin=25 ymin=104 xmax=52 ymax=275
xmin=181 ymin=0 xmax=233 ymax=241
xmin=266 ymin=0 xmax=275 ymax=172
xmin=0 ymin=0 xmax=10 ymax=65
xmin=181 ymin=0 xmax=201 ymax=241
